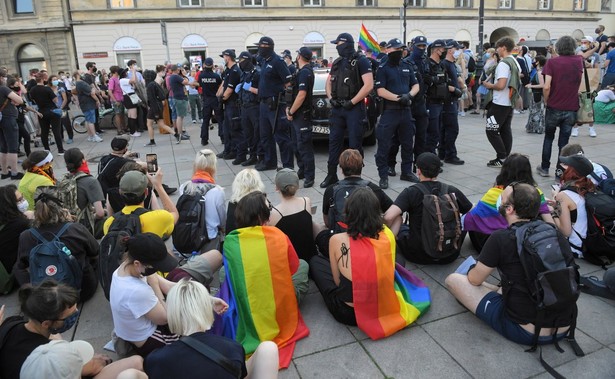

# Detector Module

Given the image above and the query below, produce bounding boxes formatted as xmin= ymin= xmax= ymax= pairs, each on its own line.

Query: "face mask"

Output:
xmin=17 ymin=199 xmax=29 ymax=213
xmin=439 ymin=50 xmax=447 ymax=60
xmin=51 ymin=80 xmax=59 ymax=86
xmin=595 ymin=28 xmax=601 ymax=34
xmin=388 ymin=50 xmax=403 ymax=65
xmin=142 ymin=265 xmax=158 ymax=276
xmin=485 ymin=53 xmax=492 ymax=59
xmin=336 ymin=42 xmax=355 ymax=58
xmin=581 ymin=43 xmax=590 ymax=51
xmin=257 ymin=46 xmax=273 ymax=58
xmin=239 ymin=60 xmax=253 ymax=72
xmin=92 ymin=67 xmax=98 ymax=73
xmin=49 ymin=310 xmax=80 ymax=334
xmin=453 ymin=50 xmax=461 ymax=59
xmin=411 ymin=46 xmax=425 ymax=59
xmin=512 ymin=53 xmax=518 ymax=57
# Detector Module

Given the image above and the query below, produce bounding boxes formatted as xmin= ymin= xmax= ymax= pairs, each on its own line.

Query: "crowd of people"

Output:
xmin=0 ymin=26 xmax=614 ymax=379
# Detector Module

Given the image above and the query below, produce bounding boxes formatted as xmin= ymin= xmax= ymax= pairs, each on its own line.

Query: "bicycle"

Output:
xmin=71 ymin=108 xmax=118 ymax=133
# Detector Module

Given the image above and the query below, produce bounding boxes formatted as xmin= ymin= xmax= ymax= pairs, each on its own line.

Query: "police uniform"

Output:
xmin=374 ymin=38 xmax=419 ymax=188
xmin=197 ymin=58 xmax=222 ymax=145
xmin=424 ymin=39 xmax=450 ymax=155
xmin=287 ymin=47 xmax=316 ymax=187
xmin=219 ymin=50 xmax=243 ymax=162
xmin=237 ymin=51 xmax=261 ymax=166
xmin=440 ymin=40 xmax=464 ymax=164
xmin=255 ymin=36 xmax=293 ymax=171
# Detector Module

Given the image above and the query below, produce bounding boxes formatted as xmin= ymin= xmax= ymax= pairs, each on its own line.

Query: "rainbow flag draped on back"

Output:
xmin=217 ymin=226 xmax=309 ymax=369
xmin=358 ymin=23 xmax=380 ymax=58
xmin=350 ymin=226 xmax=430 ymax=340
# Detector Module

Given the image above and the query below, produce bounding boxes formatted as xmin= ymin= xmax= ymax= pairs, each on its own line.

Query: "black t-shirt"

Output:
xmin=0 ymin=86 xmax=18 ymax=119
xmin=393 ymin=181 xmax=472 ymax=254
xmin=222 ymin=64 xmax=241 ymax=102
xmin=0 ymin=217 xmax=31 ymax=272
xmin=322 ymin=177 xmax=393 ymax=217
xmin=97 ymin=154 xmax=132 ymax=196
xmin=144 ymin=332 xmax=247 ymax=379
xmin=0 ymin=320 xmax=49 ymax=379
xmin=197 ymin=70 xmax=222 ymax=97
xmin=169 ymin=74 xmax=187 ymax=100
xmin=28 ymin=85 xmax=58 ymax=111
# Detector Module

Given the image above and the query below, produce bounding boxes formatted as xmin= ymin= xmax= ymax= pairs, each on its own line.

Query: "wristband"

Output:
xmin=466 ymin=263 xmax=476 ymax=275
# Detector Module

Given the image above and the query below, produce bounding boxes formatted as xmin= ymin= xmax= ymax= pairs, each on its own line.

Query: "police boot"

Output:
xmin=320 ymin=165 xmax=339 ymax=188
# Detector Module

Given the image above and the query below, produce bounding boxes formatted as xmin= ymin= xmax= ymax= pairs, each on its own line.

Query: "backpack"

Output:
xmin=57 ymin=172 xmax=95 ymax=234
xmin=579 ymin=190 xmax=615 ymax=267
xmin=416 ymin=183 xmax=463 ymax=259
xmin=172 ymin=184 xmax=215 ymax=257
xmin=328 ymin=179 xmax=369 ymax=233
xmin=0 ymin=316 xmax=27 ymax=354
xmin=28 ymin=223 xmax=83 ymax=290
xmin=590 ymin=163 xmax=615 ymax=197
xmin=467 ymin=55 xmax=476 ymax=73
xmin=510 ymin=220 xmax=584 ymax=376
xmin=98 ymin=208 xmax=149 ymax=301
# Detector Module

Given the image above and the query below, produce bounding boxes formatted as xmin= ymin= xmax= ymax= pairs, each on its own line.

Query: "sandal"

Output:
xmin=579 ymin=276 xmax=615 ymax=300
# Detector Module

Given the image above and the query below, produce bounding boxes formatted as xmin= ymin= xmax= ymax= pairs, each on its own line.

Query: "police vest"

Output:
xmin=406 ymin=56 xmax=428 ymax=99
xmin=330 ymin=53 xmax=363 ymax=100
xmin=425 ymin=59 xmax=449 ymax=101
xmin=240 ymin=68 xmax=259 ymax=106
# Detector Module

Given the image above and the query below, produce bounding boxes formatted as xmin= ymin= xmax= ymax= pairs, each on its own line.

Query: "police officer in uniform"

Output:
xmin=321 ymin=32 xmax=374 ymax=188
xmin=255 ymin=36 xmax=293 ymax=171
xmin=286 ymin=47 xmax=316 ymax=188
xmin=440 ymin=39 xmax=465 ymax=165
xmin=424 ymin=40 xmax=451 ymax=156
xmin=237 ymin=51 xmax=261 ymax=166
xmin=283 ymin=50 xmax=297 ymax=75
xmin=217 ymin=49 xmax=243 ymax=163
xmin=196 ymin=57 xmax=222 ymax=146
xmin=374 ymin=38 xmax=420 ymax=189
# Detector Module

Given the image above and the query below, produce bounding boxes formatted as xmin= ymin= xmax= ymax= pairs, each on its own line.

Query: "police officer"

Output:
xmin=255 ymin=36 xmax=293 ymax=171
xmin=283 ymin=50 xmax=297 ymax=75
xmin=374 ymin=38 xmax=420 ymax=189
xmin=286 ymin=47 xmax=316 ymax=188
xmin=237 ymin=51 xmax=261 ymax=166
xmin=321 ymin=32 xmax=374 ymax=188
xmin=440 ymin=39 xmax=465 ymax=165
xmin=424 ymin=40 xmax=451 ymax=157
xmin=216 ymin=49 xmax=243 ymax=163
xmin=196 ymin=57 xmax=222 ymax=146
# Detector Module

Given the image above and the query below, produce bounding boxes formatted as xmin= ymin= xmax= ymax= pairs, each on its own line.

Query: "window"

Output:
xmin=498 ymin=0 xmax=512 ymax=8
xmin=18 ymin=44 xmax=47 ymax=78
xmin=244 ymin=0 xmax=264 ymax=6
xmin=538 ymin=0 xmax=550 ymax=9
xmin=14 ymin=0 xmax=34 ymax=14
xmin=357 ymin=0 xmax=375 ymax=6
xmin=455 ymin=0 xmax=472 ymax=7
xmin=180 ymin=0 xmax=201 ymax=6
xmin=406 ymin=0 xmax=424 ymax=6
xmin=110 ymin=0 xmax=135 ymax=8
xmin=303 ymin=0 xmax=322 ymax=5
xmin=602 ymin=0 xmax=612 ymax=11
xmin=573 ymin=0 xmax=585 ymax=10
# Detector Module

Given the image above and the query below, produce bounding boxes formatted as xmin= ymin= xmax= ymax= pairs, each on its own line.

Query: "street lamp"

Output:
xmin=403 ymin=1 xmax=408 ymax=45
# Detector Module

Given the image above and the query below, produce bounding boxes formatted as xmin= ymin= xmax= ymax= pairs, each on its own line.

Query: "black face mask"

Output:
xmin=388 ymin=50 xmax=403 ymax=65
xmin=258 ymin=46 xmax=273 ymax=58
xmin=439 ymin=51 xmax=447 ymax=60
xmin=498 ymin=204 xmax=508 ymax=218
xmin=595 ymin=28 xmax=601 ymax=34
xmin=239 ymin=60 xmax=253 ymax=72
xmin=336 ymin=42 xmax=355 ymax=58
xmin=142 ymin=266 xmax=157 ymax=276
xmin=92 ymin=67 xmax=98 ymax=73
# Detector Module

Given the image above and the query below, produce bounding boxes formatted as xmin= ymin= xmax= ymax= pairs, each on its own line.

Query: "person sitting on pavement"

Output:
xmin=269 ymin=168 xmax=320 ymax=262
xmin=580 ymin=268 xmax=615 ymax=300
xmin=384 ymin=152 xmax=472 ymax=264
xmin=310 ymin=187 xmax=431 ymax=336
xmin=178 ymin=149 xmax=226 ymax=252
xmin=106 ymin=161 xmax=160 ymax=214
xmin=317 ymin=149 xmax=393 ymax=257
xmin=218 ymin=191 xmax=309 ymax=369
xmin=445 ymin=183 xmax=574 ymax=346
xmin=462 ymin=153 xmax=553 ymax=252
xmin=593 ymin=85 xmax=615 ymax=124
xmin=0 ymin=185 xmax=32 ymax=293
xmin=0 ymin=280 xmax=143 ymax=379
xmin=559 ymin=143 xmax=612 ymax=187
xmin=18 ymin=150 xmax=56 ymax=211
xmin=225 ymin=168 xmax=265 ymax=234
xmin=63 ymin=148 xmax=106 ymax=227
xmin=144 ymin=279 xmax=280 ymax=379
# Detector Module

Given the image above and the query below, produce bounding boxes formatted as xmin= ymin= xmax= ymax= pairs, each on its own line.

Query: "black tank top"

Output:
xmin=272 ymin=198 xmax=317 ymax=262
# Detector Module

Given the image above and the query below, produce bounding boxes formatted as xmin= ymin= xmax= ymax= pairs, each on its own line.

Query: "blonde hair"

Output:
xmin=193 ymin=149 xmax=217 ymax=175
xmin=230 ymin=169 xmax=265 ymax=203
xmin=166 ymin=279 xmax=214 ymax=336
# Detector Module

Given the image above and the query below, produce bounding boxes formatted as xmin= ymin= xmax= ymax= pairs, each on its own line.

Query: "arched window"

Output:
xmin=17 ymin=44 xmax=47 ymax=79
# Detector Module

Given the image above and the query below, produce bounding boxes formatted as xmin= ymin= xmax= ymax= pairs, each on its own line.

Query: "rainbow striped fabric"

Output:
xmin=358 ymin=23 xmax=380 ymax=58
xmin=350 ymin=226 xmax=430 ymax=340
xmin=218 ymin=226 xmax=309 ymax=369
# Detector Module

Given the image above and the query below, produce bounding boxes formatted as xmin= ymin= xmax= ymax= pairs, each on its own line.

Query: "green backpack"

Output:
xmin=56 ymin=172 xmax=95 ymax=233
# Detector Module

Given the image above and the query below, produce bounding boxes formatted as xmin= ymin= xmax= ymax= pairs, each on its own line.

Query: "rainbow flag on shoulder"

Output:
xmin=358 ymin=23 xmax=380 ymax=58
xmin=217 ymin=226 xmax=309 ymax=369
xmin=350 ymin=226 xmax=430 ymax=339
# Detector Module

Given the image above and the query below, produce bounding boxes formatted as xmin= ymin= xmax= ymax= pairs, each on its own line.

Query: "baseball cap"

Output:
xmin=445 ymin=39 xmax=462 ymax=49
xmin=331 ymin=33 xmax=354 ymax=44
xmin=119 ymin=170 xmax=148 ymax=196
xmin=559 ymin=155 xmax=594 ymax=177
xmin=238 ymin=51 xmax=253 ymax=61
xmin=111 ymin=136 xmax=130 ymax=151
xmin=416 ymin=152 xmax=443 ymax=176
xmin=412 ymin=36 xmax=428 ymax=46
xmin=220 ymin=49 xmax=236 ymax=59
xmin=275 ymin=168 xmax=299 ymax=190
xmin=386 ymin=38 xmax=404 ymax=49
xmin=255 ymin=36 xmax=274 ymax=47
xmin=581 ymin=36 xmax=594 ymax=43
xmin=379 ymin=41 xmax=387 ymax=48
xmin=204 ymin=57 xmax=214 ymax=67
xmin=296 ymin=46 xmax=313 ymax=61
xmin=20 ymin=340 xmax=94 ymax=379
xmin=127 ymin=233 xmax=178 ymax=272
xmin=430 ymin=39 xmax=448 ymax=49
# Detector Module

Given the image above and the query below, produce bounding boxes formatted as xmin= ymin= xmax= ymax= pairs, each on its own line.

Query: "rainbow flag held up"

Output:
xmin=217 ymin=226 xmax=309 ymax=369
xmin=350 ymin=226 xmax=430 ymax=340
xmin=358 ymin=23 xmax=381 ymax=58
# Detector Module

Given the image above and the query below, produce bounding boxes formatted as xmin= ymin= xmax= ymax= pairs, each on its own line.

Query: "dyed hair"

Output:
xmin=561 ymin=167 xmax=595 ymax=197
xmin=193 ymin=149 xmax=217 ymax=175
xmin=230 ymin=169 xmax=265 ymax=203
xmin=166 ymin=279 xmax=215 ymax=335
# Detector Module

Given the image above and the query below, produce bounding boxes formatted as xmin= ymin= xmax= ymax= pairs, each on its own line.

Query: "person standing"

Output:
xmin=237 ymin=51 xmax=261 ymax=166
xmin=28 ymin=73 xmax=66 ymax=153
xmin=196 ymin=58 xmax=222 ymax=146
xmin=321 ymin=33 xmax=374 ymax=188
xmin=168 ymin=65 xmax=190 ymax=144
xmin=187 ymin=69 xmax=202 ymax=124
xmin=374 ymin=38 xmax=420 ymax=190
xmin=108 ymin=66 xmax=127 ymax=134
xmin=255 ymin=36 xmax=293 ymax=172
xmin=423 ymin=40 xmax=450 ymax=157
xmin=0 ymin=77 xmax=25 ymax=180
xmin=440 ymin=40 xmax=465 ymax=166
xmin=536 ymin=36 xmax=583 ymax=178
xmin=286 ymin=47 xmax=316 ymax=188
xmin=217 ymin=49 xmax=243 ymax=164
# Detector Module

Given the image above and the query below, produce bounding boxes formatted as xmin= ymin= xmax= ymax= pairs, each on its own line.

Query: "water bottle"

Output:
xmin=189 ymin=251 xmax=199 ymax=262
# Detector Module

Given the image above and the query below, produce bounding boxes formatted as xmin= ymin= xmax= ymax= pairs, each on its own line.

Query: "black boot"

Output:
xmin=320 ymin=165 xmax=339 ymax=188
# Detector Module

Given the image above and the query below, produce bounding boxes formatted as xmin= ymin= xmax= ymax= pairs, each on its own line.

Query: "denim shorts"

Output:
xmin=476 ymin=292 xmax=566 ymax=346
xmin=83 ymin=109 xmax=96 ymax=124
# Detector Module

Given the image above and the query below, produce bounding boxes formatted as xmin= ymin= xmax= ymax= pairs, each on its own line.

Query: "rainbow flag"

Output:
xmin=218 ymin=226 xmax=309 ymax=369
xmin=350 ymin=226 xmax=430 ymax=340
xmin=358 ymin=23 xmax=380 ymax=58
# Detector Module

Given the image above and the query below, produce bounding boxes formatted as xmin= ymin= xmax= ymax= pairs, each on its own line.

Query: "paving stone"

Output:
xmin=531 ymin=348 xmax=615 ymax=379
xmin=294 ymin=342 xmax=384 ymax=379
xmin=576 ymin=293 xmax=615 ymax=346
xmin=414 ymin=272 xmax=466 ymax=326
xmin=278 ymin=362 xmax=300 ymax=379
xmin=73 ymin=288 xmax=114 ymax=342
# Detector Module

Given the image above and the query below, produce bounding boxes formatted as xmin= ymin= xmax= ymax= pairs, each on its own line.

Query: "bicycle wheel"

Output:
xmin=72 ymin=115 xmax=88 ymax=134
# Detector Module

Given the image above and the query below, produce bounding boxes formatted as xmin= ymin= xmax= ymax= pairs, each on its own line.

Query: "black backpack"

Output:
xmin=579 ymin=190 xmax=615 ymax=267
xmin=0 ymin=316 xmax=27 ymax=359
xmin=98 ymin=208 xmax=149 ymax=300
xmin=28 ymin=224 xmax=83 ymax=291
xmin=590 ymin=163 xmax=615 ymax=197
xmin=328 ymin=179 xmax=369 ymax=233
xmin=416 ymin=183 xmax=463 ymax=259
xmin=172 ymin=184 xmax=215 ymax=257
xmin=467 ymin=55 xmax=476 ymax=73
xmin=511 ymin=221 xmax=584 ymax=377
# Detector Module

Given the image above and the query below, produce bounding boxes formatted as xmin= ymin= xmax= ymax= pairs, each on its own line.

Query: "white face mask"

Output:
xmin=495 ymin=194 xmax=502 ymax=210
xmin=17 ymin=199 xmax=29 ymax=213
xmin=453 ymin=50 xmax=461 ymax=59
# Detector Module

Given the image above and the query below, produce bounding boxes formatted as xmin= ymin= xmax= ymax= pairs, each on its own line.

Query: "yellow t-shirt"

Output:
xmin=103 ymin=205 xmax=174 ymax=238
xmin=17 ymin=172 xmax=55 ymax=211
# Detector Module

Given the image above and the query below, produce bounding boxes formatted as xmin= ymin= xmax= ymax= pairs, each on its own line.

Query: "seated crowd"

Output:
xmin=0 ymin=142 xmax=613 ymax=379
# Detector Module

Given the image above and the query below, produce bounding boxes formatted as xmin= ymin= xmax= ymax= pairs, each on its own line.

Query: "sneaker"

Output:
xmin=180 ymin=134 xmax=190 ymax=141
xmin=571 ymin=127 xmax=579 ymax=137
xmin=86 ymin=136 xmax=94 ymax=142
xmin=536 ymin=165 xmax=549 ymax=177
xmin=458 ymin=111 xmax=466 ymax=117
xmin=66 ymin=138 xmax=73 ymax=144
xmin=57 ymin=150 xmax=65 ymax=155
xmin=17 ymin=151 xmax=25 ymax=157
xmin=0 ymin=173 xmax=10 ymax=180
xmin=513 ymin=110 xmax=521 ymax=114
xmin=487 ymin=158 xmax=503 ymax=168
xmin=92 ymin=135 xmax=103 ymax=143
xmin=589 ymin=126 xmax=597 ymax=137
xmin=10 ymin=172 xmax=24 ymax=180
xmin=182 ymin=132 xmax=191 ymax=138
xmin=144 ymin=141 xmax=157 ymax=147
xmin=131 ymin=132 xmax=141 ymax=137
xmin=192 ymin=120 xmax=197 ymax=124
xmin=175 ymin=133 xmax=181 ymax=143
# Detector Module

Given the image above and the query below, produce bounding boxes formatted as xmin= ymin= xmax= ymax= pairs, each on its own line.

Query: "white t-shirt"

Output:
xmin=595 ymin=89 xmax=615 ymax=103
xmin=562 ymin=189 xmax=587 ymax=257
xmin=110 ymin=269 xmax=158 ymax=342
xmin=492 ymin=61 xmax=512 ymax=106
xmin=119 ymin=78 xmax=135 ymax=95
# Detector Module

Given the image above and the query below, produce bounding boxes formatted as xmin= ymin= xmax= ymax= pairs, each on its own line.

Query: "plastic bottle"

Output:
xmin=189 ymin=251 xmax=199 ymax=262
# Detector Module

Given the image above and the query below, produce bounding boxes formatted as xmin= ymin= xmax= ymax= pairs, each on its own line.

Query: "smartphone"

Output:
xmin=146 ymin=154 xmax=158 ymax=173
xmin=133 ymin=152 xmax=140 ymax=159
